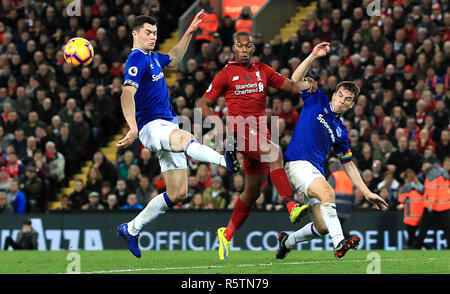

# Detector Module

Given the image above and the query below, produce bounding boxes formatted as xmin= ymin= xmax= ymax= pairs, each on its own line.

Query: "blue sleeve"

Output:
xmin=15 ymin=192 xmax=27 ymax=214
xmin=299 ymin=89 xmax=325 ymax=106
xmin=123 ymin=52 xmax=147 ymax=89
xmin=155 ymin=53 xmax=171 ymax=68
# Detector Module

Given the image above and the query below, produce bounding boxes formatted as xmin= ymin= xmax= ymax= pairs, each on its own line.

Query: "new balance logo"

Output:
xmin=232 ymin=76 xmax=240 ymax=81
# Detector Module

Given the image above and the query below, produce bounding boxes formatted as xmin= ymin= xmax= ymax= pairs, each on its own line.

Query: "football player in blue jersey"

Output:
xmin=116 ymin=11 xmax=239 ymax=258
xmin=277 ymin=42 xmax=389 ymax=259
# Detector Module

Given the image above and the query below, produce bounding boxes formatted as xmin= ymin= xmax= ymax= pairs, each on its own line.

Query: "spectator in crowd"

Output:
xmin=69 ymin=178 xmax=89 ymax=211
xmin=7 ymin=179 xmax=26 ymax=214
xmin=0 ymin=166 xmax=12 ymax=191
xmin=104 ymin=193 xmax=119 ymax=211
xmin=202 ymin=176 xmax=227 ymax=209
xmin=189 ymin=192 xmax=206 ymax=209
xmin=81 ymin=191 xmax=104 ymax=211
xmin=19 ymin=166 xmax=43 ymax=213
xmin=85 ymin=166 xmax=103 ymax=195
xmin=117 ymin=150 xmax=137 ymax=180
xmin=91 ymin=151 xmax=117 ymax=186
xmin=121 ymin=193 xmax=144 ymax=211
xmin=126 ymin=164 xmax=141 ymax=193
xmin=136 ymin=175 xmax=153 ymax=207
xmin=0 ymin=190 xmax=13 ymax=213
xmin=377 ymin=170 xmax=401 ymax=209
xmin=54 ymin=194 xmax=72 ymax=211
xmin=113 ymin=178 xmax=132 ymax=206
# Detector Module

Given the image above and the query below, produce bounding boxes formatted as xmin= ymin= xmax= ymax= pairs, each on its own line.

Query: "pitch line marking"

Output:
xmin=67 ymin=257 xmax=450 ymax=274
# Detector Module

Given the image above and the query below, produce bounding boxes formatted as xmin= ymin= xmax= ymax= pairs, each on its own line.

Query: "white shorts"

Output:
xmin=285 ymin=160 xmax=324 ymax=207
xmin=139 ymin=119 xmax=187 ymax=173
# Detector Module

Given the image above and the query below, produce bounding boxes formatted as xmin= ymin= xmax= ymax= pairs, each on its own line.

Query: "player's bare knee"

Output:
xmin=171 ymin=188 xmax=188 ymax=202
xmin=320 ymin=189 xmax=335 ymax=203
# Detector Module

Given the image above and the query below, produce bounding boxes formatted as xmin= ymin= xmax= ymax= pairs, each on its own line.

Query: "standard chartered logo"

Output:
xmin=317 ymin=113 xmax=335 ymax=143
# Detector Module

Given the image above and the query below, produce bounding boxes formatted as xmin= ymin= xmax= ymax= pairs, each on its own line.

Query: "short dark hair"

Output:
xmin=335 ymin=81 xmax=360 ymax=102
xmin=132 ymin=15 xmax=157 ymax=31
xmin=233 ymin=31 xmax=254 ymax=44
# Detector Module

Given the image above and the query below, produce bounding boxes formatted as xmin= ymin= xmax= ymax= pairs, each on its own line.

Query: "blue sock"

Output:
xmin=163 ymin=192 xmax=174 ymax=207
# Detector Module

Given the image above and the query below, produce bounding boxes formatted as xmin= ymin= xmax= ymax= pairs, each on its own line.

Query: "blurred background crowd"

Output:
xmin=0 ymin=0 xmax=448 ymax=217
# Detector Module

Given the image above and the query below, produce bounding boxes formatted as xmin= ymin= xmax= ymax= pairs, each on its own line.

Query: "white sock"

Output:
xmin=320 ymin=202 xmax=344 ymax=248
xmin=127 ymin=192 xmax=170 ymax=236
xmin=185 ymin=140 xmax=226 ymax=167
xmin=285 ymin=222 xmax=323 ymax=249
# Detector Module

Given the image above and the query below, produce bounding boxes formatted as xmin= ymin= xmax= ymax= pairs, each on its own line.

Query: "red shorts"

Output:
xmin=231 ymin=119 xmax=270 ymax=175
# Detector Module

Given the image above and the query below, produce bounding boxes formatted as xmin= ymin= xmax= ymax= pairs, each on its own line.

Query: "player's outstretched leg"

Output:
xmin=333 ymin=235 xmax=361 ymax=259
xmin=276 ymin=220 xmax=326 ymax=259
xmin=171 ymin=129 xmax=240 ymax=173
xmin=118 ymin=191 xmax=174 ymax=258
xmin=117 ymin=223 xmax=141 ymax=258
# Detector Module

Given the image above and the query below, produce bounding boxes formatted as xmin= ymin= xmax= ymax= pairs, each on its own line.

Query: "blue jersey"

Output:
xmin=284 ymin=89 xmax=352 ymax=176
xmin=123 ymin=48 xmax=177 ymax=131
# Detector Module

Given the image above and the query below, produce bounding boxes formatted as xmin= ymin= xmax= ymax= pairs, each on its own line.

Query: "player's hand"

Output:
xmin=186 ymin=9 xmax=205 ymax=35
xmin=116 ymin=129 xmax=138 ymax=149
xmin=304 ymin=77 xmax=318 ymax=93
xmin=365 ymin=192 xmax=389 ymax=210
xmin=311 ymin=42 xmax=330 ymax=58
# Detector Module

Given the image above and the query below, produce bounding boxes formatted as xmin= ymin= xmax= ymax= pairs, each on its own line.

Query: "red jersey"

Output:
xmin=204 ymin=60 xmax=286 ymax=118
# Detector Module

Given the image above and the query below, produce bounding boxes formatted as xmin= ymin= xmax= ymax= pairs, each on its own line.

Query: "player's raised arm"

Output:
xmin=117 ymin=85 xmax=138 ymax=148
xmin=292 ymin=42 xmax=330 ymax=82
xmin=342 ymin=160 xmax=389 ymax=210
xmin=279 ymin=42 xmax=329 ymax=94
xmin=168 ymin=9 xmax=205 ymax=67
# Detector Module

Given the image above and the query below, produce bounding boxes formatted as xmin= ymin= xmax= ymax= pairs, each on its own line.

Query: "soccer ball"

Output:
xmin=63 ymin=37 xmax=94 ymax=67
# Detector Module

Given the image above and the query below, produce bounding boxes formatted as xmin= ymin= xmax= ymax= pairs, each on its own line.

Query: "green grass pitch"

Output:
xmin=0 ymin=250 xmax=449 ymax=274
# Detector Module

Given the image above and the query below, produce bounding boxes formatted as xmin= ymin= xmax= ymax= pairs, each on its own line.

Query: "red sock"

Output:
xmin=270 ymin=168 xmax=296 ymax=212
xmin=224 ymin=198 xmax=251 ymax=241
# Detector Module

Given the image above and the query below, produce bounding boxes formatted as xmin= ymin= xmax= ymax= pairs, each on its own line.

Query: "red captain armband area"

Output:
xmin=339 ymin=150 xmax=353 ymax=164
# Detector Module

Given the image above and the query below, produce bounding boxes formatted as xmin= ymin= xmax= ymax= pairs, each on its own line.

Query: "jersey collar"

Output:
xmin=329 ymin=102 xmax=342 ymax=118
xmin=132 ymin=47 xmax=152 ymax=55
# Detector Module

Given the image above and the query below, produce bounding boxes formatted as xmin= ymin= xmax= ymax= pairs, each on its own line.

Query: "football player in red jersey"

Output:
xmin=199 ymin=31 xmax=320 ymax=259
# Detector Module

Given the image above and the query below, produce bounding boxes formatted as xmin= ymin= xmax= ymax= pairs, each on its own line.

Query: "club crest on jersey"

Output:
xmin=255 ymin=71 xmax=262 ymax=81
xmin=128 ymin=66 xmax=138 ymax=76
xmin=336 ymin=126 xmax=342 ymax=138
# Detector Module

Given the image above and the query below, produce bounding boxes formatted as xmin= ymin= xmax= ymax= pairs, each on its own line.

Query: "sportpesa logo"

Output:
xmin=152 ymin=72 xmax=164 ymax=82
xmin=317 ymin=113 xmax=335 ymax=143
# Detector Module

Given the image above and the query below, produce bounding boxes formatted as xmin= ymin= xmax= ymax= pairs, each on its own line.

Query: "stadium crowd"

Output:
xmin=0 ymin=0 xmax=448 ymax=217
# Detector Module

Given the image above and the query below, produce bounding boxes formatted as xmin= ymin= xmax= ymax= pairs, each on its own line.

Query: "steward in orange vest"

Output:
xmin=195 ymin=12 xmax=219 ymax=43
xmin=398 ymin=169 xmax=425 ymax=248
xmin=235 ymin=19 xmax=253 ymax=34
xmin=235 ymin=5 xmax=253 ymax=34
xmin=328 ymin=161 xmax=354 ymax=222
xmin=415 ymin=155 xmax=450 ymax=249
